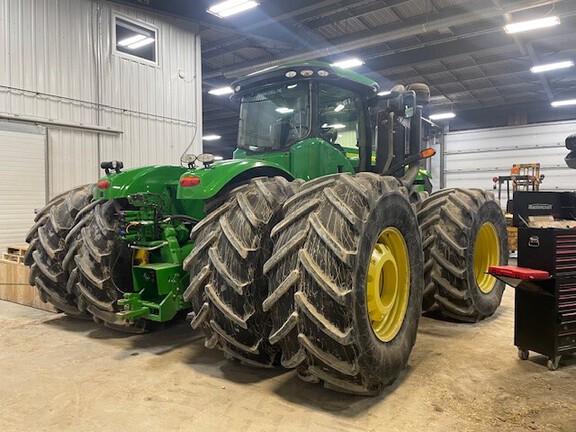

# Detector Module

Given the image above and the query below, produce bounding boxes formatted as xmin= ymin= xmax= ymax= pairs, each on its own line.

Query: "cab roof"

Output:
xmin=232 ymin=61 xmax=379 ymax=98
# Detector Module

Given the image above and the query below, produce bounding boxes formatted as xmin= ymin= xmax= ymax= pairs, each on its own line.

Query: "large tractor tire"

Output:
xmin=418 ymin=188 xmax=507 ymax=322
xmin=183 ymin=177 xmax=299 ymax=367
xmin=23 ymin=185 xmax=95 ymax=318
xmin=264 ymin=173 xmax=424 ymax=395
xmin=73 ymin=200 xmax=149 ymax=333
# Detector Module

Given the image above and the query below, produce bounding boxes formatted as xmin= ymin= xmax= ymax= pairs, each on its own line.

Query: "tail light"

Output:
xmin=179 ymin=176 xmax=201 ymax=187
xmin=97 ymin=180 xmax=111 ymax=189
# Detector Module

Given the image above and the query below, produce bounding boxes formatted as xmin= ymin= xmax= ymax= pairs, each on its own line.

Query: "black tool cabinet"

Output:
xmin=515 ymin=228 xmax=576 ymax=370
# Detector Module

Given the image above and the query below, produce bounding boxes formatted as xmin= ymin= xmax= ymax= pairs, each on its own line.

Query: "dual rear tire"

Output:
xmin=24 ymin=185 xmax=96 ymax=318
xmin=185 ymin=173 xmax=424 ymax=394
xmin=263 ymin=173 xmax=423 ymax=394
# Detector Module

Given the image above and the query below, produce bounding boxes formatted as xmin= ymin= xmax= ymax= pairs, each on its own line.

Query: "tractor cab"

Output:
xmin=231 ymin=63 xmax=377 ymax=173
xmin=233 ymin=66 xmax=373 ymax=153
xmin=231 ymin=61 xmax=437 ymax=187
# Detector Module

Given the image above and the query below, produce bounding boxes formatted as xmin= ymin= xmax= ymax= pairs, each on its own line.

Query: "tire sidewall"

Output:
xmin=465 ymin=199 xmax=508 ymax=316
xmin=352 ymin=192 xmax=424 ymax=391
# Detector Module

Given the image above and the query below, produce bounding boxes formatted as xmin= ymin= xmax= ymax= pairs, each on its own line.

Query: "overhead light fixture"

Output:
xmin=275 ymin=107 xmax=294 ymax=114
xmin=322 ymin=123 xmax=346 ymax=129
xmin=202 ymin=135 xmax=222 ymax=141
xmin=117 ymin=34 xmax=154 ymax=50
xmin=214 ymin=156 xmax=224 ymax=161
xmin=127 ymin=37 xmax=154 ymax=50
xmin=551 ymin=99 xmax=576 ymax=107
xmin=207 ymin=0 xmax=259 ymax=18
xmin=334 ymin=104 xmax=345 ymax=112
xmin=531 ymin=61 xmax=574 ymax=73
xmin=429 ymin=112 xmax=456 ymax=120
xmin=503 ymin=16 xmax=560 ymax=34
xmin=377 ymin=90 xmax=392 ymax=96
xmin=118 ymin=35 xmax=146 ymax=47
xmin=332 ymin=58 xmax=364 ymax=69
xmin=208 ymin=87 xmax=233 ymax=96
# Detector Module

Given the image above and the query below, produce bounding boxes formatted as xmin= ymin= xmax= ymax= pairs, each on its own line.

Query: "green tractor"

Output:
xmin=24 ymin=62 xmax=507 ymax=395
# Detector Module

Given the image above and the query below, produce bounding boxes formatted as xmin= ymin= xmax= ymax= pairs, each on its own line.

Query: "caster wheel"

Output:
xmin=547 ymin=356 xmax=561 ymax=371
xmin=518 ymin=349 xmax=529 ymax=361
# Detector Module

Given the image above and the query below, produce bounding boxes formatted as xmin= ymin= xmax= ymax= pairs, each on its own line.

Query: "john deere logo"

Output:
xmin=528 ymin=203 xmax=553 ymax=210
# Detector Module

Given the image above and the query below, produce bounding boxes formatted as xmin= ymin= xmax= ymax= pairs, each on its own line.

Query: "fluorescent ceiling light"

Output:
xmin=531 ymin=61 xmax=574 ymax=73
xmin=377 ymin=90 xmax=392 ymax=96
xmin=118 ymin=34 xmax=147 ymax=47
xmin=334 ymin=104 xmax=345 ymax=112
xmin=202 ymin=135 xmax=222 ymax=141
xmin=208 ymin=87 xmax=233 ymax=96
xmin=551 ymin=99 xmax=576 ymax=107
xmin=207 ymin=0 xmax=259 ymax=18
xmin=332 ymin=58 xmax=364 ymax=69
xmin=504 ymin=16 xmax=560 ymax=34
xmin=275 ymin=107 xmax=294 ymax=114
xmin=322 ymin=123 xmax=346 ymax=129
xmin=126 ymin=37 xmax=154 ymax=50
xmin=214 ymin=156 xmax=224 ymax=161
xmin=429 ymin=112 xmax=456 ymax=120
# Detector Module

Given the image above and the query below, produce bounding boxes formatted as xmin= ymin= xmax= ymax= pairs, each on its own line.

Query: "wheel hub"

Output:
xmin=366 ymin=227 xmax=410 ymax=342
xmin=474 ymin=222 xmax=500 ymax=294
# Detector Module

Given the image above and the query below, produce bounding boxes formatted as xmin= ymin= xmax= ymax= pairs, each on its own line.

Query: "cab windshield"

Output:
xmin=238 ymin=83 xmax=310 ymax=152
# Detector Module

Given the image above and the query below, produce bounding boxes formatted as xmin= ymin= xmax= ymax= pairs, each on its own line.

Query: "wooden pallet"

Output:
xmin=6 ymin=244 xmax=28 ymax=256
xmin=0 ymin=252 xmax=57 ymax=313
xmin=1 ymin=253 xmax=25 ymax=264
xmin=1 ymin=244 xmax=29 ymax=265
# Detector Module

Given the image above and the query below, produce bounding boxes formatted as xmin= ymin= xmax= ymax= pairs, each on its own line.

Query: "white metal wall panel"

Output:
xmin=444 ymin=121 xmax=576 ymax=201
xmin=0 ymin=0 xmax=202 ymax=198
xmin=48 ymin=129 xmax=99 ymax=196
xmin=0 ymin=129 xmax=46 ymax=252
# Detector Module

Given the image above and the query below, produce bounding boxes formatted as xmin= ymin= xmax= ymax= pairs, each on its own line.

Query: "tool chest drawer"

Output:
xmin=518 ymin=228 xmax=576 ymax=276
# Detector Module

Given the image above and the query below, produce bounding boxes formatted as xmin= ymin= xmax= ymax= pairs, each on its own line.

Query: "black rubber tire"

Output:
xmin=417 ymin=188 xmax=452 ymax=312
xmin=264 ymin=173 xmax=424 ymax=395
xmin=409 ymin=189 xmax=429 ymax=213
xmin=73 ymin=200 xmax=149 ymax=333
xmin=23 ymin=185 xmax=94 ymax=318
xmin=418 ymin=188 xmax=508 ymax=321
xmin=183 ymin=177 xmax=299 ymax=367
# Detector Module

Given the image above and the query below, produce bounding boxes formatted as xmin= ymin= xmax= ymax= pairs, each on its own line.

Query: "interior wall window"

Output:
xmin=113 ymin=15 xmax=158 ymax=66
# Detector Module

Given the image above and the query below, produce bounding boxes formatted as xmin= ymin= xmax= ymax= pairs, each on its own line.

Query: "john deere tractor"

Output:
xmin=24 ymin=62 xmax=507 ymax=395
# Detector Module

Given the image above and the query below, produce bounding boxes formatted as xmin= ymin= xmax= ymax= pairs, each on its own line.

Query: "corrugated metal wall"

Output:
xmin=0 ymin=0 xmax=202 ymax=198
xmin=443 ymin=120 xmax=576 ymax=205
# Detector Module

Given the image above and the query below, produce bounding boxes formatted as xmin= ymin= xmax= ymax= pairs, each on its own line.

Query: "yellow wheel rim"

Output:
xmin=366 ymin=227 xmax=410 ymax=342
xmin=474 ymin=222 xmax=500 ymax=293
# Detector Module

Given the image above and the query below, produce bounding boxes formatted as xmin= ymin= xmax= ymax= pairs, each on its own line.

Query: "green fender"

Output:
xmin=176 ymin=159 xmax=293 ymax=200
xmin=94 ymin=165 xmax=188 ymax=201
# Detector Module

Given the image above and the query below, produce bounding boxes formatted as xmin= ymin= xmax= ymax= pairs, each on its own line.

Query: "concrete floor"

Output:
xmin=0 ymin=288 xmax=575 ymax=432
